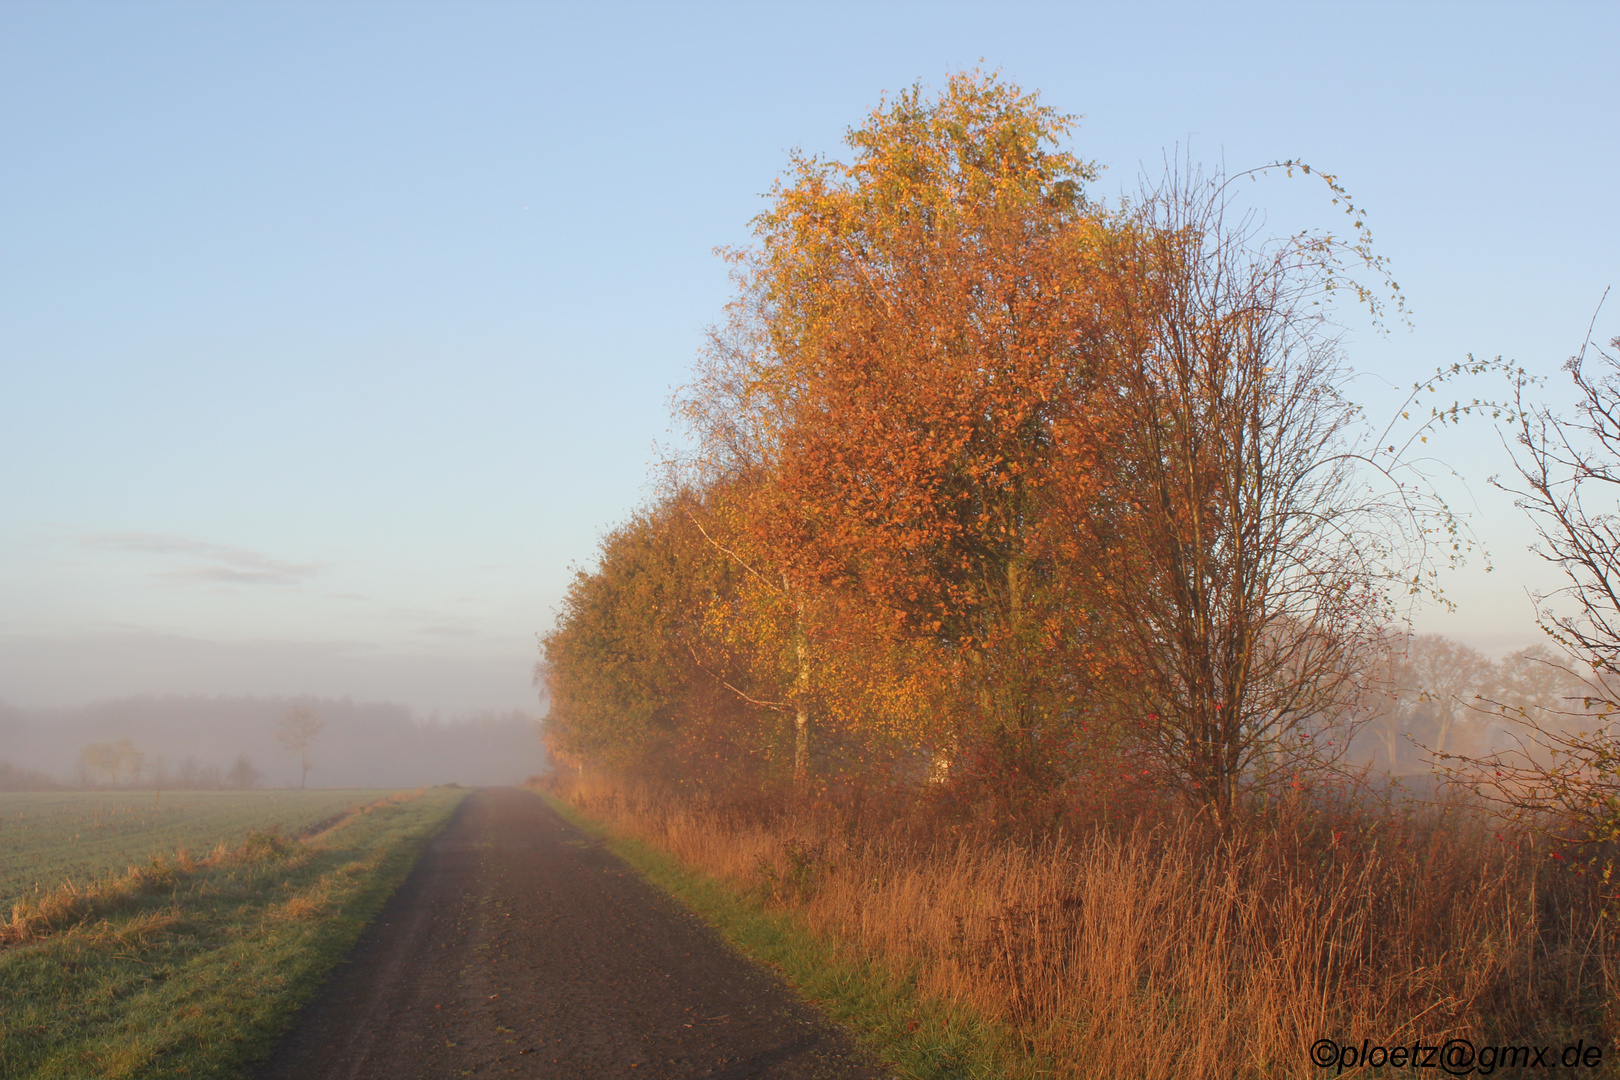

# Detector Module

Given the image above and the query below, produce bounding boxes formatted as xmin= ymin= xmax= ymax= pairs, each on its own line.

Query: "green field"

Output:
xmin=0 ymin=790 xmax=401 ymax=907
xmin=0 ymin=786 xmax=468 ymax=1079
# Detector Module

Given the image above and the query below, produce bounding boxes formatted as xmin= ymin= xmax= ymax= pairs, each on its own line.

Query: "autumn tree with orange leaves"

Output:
xmin=678 ymin=289 xmax=965 ymax=792
xmin=538 ymin=491 xmax=793 ymax=784
xmin=689 ymin=72 xmax=1125 ymax=787
xmin=543 ymin=72 xmax=1493 ymax=818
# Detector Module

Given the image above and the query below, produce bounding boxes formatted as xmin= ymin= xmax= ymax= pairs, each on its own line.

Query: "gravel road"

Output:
xmin=253 ymin=787 xmax=887 ymax=1079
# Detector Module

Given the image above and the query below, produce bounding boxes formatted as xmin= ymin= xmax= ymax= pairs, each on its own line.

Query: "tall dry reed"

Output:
xmin=552 ymin=772 xmax=1617 ymax=1079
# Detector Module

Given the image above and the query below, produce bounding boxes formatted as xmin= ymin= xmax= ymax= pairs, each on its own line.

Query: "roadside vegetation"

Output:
xmin=549 ymin=772 xmax=1612 ymax=1079
xmin=539 ymin=71 xmax=1619 ymax=1077
xmin=0 ymin=786 xmax=466 ymax=1079
xmin=541 ymin=783 xmax=1034 ymax=1078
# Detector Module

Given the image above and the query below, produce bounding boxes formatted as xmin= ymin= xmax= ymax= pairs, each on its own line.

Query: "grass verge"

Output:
xmin=538 ymin=787 xmax=1039 ymax=1080
xmin=0 ymin=786 xmax=468 ymax=1079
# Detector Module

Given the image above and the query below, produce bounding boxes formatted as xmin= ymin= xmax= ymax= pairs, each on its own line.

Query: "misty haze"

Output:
xmin=0 ymin=696 xmax=546 ymax=791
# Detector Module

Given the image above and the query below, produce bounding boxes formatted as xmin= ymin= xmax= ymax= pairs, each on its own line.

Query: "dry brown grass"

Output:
xmin=553 ymin=772 xmax=1618 ymax=1079
xmin=1 ymin=855 xmax=192 ymax=947
xmin=271 ymin=888 xmax=329 ymax=922
xmin=73 ymin=907 xmax=190 ymax=948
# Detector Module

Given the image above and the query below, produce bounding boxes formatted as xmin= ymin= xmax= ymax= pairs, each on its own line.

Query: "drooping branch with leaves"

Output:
xmin=1058 ymin=162 xmax=1494 ymax=820
xmin=1441 ymin=308 xmax=1620 ymax=893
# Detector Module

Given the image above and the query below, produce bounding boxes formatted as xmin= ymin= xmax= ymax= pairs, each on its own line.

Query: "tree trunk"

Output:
xmin=792 ymin=621 xmax=811 ymax=793
xmin=786 ymin=574 xmax=812 ymax=794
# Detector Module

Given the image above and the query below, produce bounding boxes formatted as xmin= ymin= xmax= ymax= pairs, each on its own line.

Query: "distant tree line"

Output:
xmin=0 ymin=760 xmax=60 ymax=792
xmin=70 ymin=739 xmax=264 ymax=790
xmin=1349 ymin=636 xmax=1604 ymax=775
xmin=0 ymin=696 xmax=546 ymax=789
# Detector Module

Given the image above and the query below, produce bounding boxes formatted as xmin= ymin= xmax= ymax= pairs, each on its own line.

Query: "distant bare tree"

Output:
xmin=176 ymin=756 xmax=212 ymax=789
xmin=276 ymin=705 xmax=324 ymax=789
xmin=225 ymin=754 xmax=262 ymax=790
xmin=115 ymin=740 xmax=145 ymax=787
xmin=79 ymin=742 xmax=118 ymax=788
xmin=1354 ymin=628 xmax=1419 ymax=772
xmin=1405 ymin=634 xmax=1493 ymax=757
xmin=78 ymin=739 xmax=144 ymax=789
xmin=1493 ymin=646 xmax=1585 ymax=725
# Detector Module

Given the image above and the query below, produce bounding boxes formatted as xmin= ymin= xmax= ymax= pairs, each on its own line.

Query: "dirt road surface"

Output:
xmin=254 ymin=787 xmax=887 ymax=1079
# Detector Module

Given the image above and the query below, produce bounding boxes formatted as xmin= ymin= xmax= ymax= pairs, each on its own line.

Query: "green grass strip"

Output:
xmin=538 ymin=789 xmax=1043 ymax=1080
xmin=0 ymin=787 xmax=468 ymax=1080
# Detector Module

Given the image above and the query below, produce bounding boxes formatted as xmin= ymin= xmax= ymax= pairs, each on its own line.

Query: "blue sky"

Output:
xmin=2 ymin=1 xmax=1616 ymax=714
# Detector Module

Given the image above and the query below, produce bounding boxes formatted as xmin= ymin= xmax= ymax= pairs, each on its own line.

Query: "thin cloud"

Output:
xmin=417 ymin=621 xmax=480 ymax=639
xmin=379 ymin=605 xmax=483 ymax=640
xmin=83 ymin=532 xmax=321 ymax=587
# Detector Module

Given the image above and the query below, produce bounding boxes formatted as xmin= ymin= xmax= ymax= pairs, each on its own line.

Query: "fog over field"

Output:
xmin=0 ymin=695 xmax=546 ymax=789
xmin=0 ymin=632 xmax=538 ymax=716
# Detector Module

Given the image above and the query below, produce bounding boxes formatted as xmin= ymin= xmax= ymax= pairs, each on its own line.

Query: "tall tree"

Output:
xmin=680 ymin=325 xmax=956 ymax=789
xmin=1356 ymin=629 xmax=1422 ymax=772
xmin=277 ymin=704 xmax=323 ymax=789
xmin=79 ymin=742 xmax=120 ymax=788
xmin=1403 ymin=633 xmax=1493 ymax=756
xmin=79 ymin=739 xmax=144 ymax=788
xmin=1075 ymin=165 xmax=1466 ymax=821
xmin=709 ymin=70 xmax=1110 ymax=772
